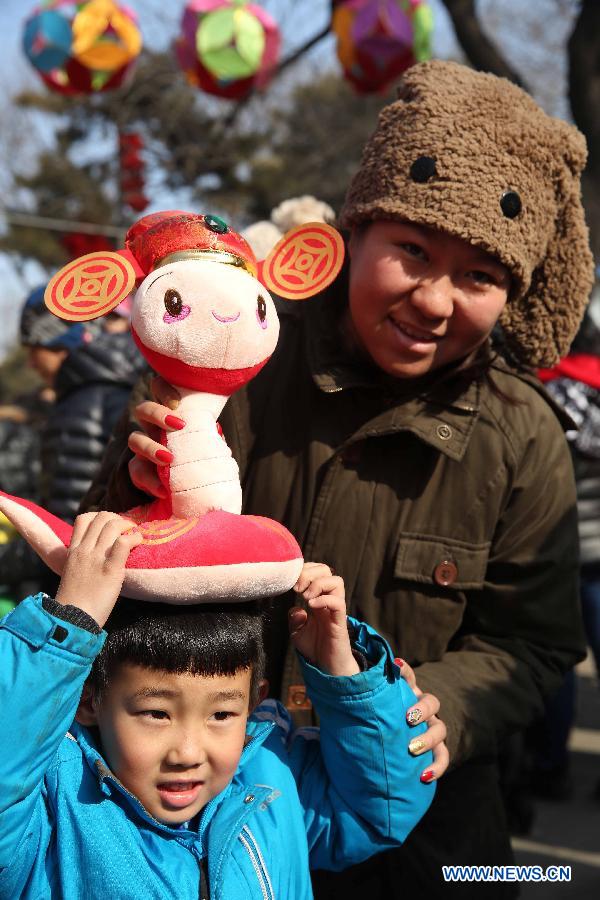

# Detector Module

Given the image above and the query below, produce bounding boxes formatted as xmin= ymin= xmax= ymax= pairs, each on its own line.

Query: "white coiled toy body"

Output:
xmin=164 ymin=389 xmax=242 ymax=518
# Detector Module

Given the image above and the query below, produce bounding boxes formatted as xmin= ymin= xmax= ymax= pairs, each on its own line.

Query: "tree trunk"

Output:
xmin=568 ymin=0 xmax=600 ymax=265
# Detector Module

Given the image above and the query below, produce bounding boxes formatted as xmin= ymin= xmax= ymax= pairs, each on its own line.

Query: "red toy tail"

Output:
xmin=0 ymin=490 xmax=72 ymax=575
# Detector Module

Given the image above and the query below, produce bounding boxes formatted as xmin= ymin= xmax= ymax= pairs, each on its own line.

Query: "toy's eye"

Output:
xmin=164 ymin=289 xmax=183 ymax=318
xmin=257 ymin=295 xmax=267 ymax=323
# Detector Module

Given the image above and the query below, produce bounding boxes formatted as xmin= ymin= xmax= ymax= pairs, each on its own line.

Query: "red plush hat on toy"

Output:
xmin=0 ymin=211 xmax=345 ymax=603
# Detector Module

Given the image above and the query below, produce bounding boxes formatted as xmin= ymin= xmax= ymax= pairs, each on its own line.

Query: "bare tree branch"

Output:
xmin=439 ymin=0 xmax=526 ymax=86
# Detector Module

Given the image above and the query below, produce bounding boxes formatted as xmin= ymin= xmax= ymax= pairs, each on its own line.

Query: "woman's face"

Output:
xmin=347 ymin=221 xmax=511 ymax=379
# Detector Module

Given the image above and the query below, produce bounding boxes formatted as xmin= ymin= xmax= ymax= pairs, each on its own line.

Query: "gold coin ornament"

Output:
xmin=260 ymin=222 xmax=345 ymax=300
xmin=45 ymin=251 xmax=138 ymax=321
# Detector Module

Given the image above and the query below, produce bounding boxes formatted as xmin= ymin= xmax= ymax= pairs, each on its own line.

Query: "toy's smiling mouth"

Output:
xmin=212 ymin=310 xmax=240 ymax=323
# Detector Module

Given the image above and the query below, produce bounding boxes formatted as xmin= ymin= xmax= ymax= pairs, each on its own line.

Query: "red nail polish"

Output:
xmin=420 ymin=770 xmax=435 ymax=784
xmin=156 ymin=449 xmax=174 ymax=464
xmin=165 ymin=415 xmax=186 ymax=430
xmin=394 ymin=657 xmax=405 ymax=668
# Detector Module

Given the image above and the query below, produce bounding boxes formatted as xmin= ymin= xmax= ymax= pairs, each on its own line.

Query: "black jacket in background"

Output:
xmin=43 ymin=330 xmax=148 ymax=523
xmin=1 ymin=331 xmax=147 ymax=595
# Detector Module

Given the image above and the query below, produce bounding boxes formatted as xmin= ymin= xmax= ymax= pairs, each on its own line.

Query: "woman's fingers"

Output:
xmin=406 ymin=691 xmax=440 ymax=725
xmin=135 ymin=400 xmax=186 ymax=433
xmin=396 ymin=658 xmax=420 ymax=695
xmin=420 ymin=732 xmax=450 ymax=783
xmin=151 ymin=376 xmax=181 ymax=410
xmin=408 ymin=715 xmax=447 ymax=757
xmin=128 ymin=430 xmax=171 ymax=465
xmin=128 ymin=455 xmax=168 ymax=499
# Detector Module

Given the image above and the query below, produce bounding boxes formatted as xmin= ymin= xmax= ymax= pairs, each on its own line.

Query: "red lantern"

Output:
xmin=61 ymin=233 xmax=115 ymax=260
xmin=119 ymin=131 xmax=148 ymax=215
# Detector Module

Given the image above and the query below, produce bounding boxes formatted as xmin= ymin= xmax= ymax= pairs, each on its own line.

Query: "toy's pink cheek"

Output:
xmin=163 ymin=305 xmax=191 ymax=324
xmin=256 ymin=309 xmax=268 ymax=330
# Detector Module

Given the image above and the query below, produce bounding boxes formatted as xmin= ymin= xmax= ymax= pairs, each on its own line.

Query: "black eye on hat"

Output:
xmin=204 ymin=214 xmax=229 ymax=234
xmin=410 ymin=156 xmax=437 ymax=183
xmin=500 ymin=190 xmax=522 ymax=219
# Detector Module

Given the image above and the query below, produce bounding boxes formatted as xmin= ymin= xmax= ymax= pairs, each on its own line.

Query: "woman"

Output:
xmin=83 ymin=61 xmax=594 ymax=896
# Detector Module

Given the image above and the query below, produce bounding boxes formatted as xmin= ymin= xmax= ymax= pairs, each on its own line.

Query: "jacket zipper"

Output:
xmin=239 ymin=825 xmax=274 ymax=900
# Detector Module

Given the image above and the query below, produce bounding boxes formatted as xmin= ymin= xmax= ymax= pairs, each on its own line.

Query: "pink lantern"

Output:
xmin=23 ymin=0 xmax=142 ymax=95
xmin=332 ymin=0 xmax=433 ymax=94
xmin=175 ymin=0 xmax=281 ymax=100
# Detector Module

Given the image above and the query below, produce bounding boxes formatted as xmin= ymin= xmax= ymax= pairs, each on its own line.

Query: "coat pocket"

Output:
xmin=395 ymin=534 xmax=491 ymax=590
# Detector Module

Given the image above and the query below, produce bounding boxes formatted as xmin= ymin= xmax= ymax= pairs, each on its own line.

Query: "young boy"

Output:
xmin=0 ymin=512 xmax=434 ymax=899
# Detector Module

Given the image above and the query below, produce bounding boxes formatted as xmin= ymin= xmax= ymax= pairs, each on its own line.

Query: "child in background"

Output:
xmin=0 ymin=512 xmax=434 ymax=899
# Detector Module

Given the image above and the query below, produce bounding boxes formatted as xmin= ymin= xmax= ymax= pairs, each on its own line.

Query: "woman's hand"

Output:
xmin=128 ymin=376 xmax=183 ymax=498
xmin=396 ymin=658 xmax=450 ymax=784
xmin=289 ymin=562 xmax=360 ymax=677
xmin=55 ymin=512 xmax=143 ymax=628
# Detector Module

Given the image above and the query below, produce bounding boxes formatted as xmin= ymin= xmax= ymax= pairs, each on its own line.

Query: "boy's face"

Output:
xmin=79 ymin=664 xmax=253 ymax=825
xmin=347 ymin=221 xmax=511 ymax=379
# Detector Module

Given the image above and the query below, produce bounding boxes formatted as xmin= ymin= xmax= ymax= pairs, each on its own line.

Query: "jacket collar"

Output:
xmin=303 ymin=287 xmax=482 ymax=462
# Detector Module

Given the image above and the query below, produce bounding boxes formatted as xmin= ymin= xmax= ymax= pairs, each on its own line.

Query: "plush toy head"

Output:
xmin=45 ymin=210 xmax=345 ymax=395
xmin=126 ymin=212 xmax=279 ymax=393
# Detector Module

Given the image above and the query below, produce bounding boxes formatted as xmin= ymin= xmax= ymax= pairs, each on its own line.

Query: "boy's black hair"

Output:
xmin=89 ymin=598 xmax=266 ymax=705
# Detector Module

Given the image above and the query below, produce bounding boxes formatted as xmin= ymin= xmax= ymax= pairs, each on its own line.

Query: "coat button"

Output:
xmin=244 ymin=794 xmax=255 ymax=804
xmin=437 ymin=423 xmax=452 ymax=441
xmin=434 ymin=559 xmax=458 ymax=586
xmin=287 ymin=685 xmax=312 ymax=710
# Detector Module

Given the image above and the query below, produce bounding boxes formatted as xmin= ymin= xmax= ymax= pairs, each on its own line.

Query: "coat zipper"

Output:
xmin=239 ymin=825 xmax=274 ymax=899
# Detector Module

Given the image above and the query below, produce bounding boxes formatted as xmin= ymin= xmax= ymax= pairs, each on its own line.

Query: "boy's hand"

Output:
xmin=55 ymin=512 xmax=143 ymax=628
xmin=289 ymin=563 xmax=360 ymax=677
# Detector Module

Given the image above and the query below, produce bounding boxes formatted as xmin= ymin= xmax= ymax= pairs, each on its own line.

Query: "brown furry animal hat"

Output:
xmin=340 ymin=60 xmax=594 ymax=367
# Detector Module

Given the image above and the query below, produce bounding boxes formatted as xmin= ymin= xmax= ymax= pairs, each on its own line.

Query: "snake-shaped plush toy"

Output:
xmin=0 ymin=210 xmax=344 ymax=602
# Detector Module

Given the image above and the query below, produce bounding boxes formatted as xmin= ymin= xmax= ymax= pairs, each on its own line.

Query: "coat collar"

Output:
xmin=302 ymin=287 xmax=482 ymax=462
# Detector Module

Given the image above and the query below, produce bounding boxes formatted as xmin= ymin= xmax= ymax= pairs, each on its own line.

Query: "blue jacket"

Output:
xmin=0 ymin=596 xmax=434 ymax=899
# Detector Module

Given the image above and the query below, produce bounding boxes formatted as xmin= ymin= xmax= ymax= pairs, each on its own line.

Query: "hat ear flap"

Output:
xmin=500 ymin=141 xmax=595 ymax=368
xmin=45 ymin=250 xmax=142 ymax=322
xmin=259 ymin=223 xmax=345 ymax=300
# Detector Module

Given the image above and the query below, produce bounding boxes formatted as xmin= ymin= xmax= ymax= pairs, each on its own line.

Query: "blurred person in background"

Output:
xmin=533 ymin=306 xmax=600 ymax=804
xmin=0 ymin=286 xmax=147 ymax=596
xmin=241 ymin=194 xmax=335 ymax=258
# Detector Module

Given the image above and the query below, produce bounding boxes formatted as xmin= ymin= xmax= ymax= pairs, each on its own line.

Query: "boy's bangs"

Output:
xmin=90 ymin=599 xmax=266 ymax=698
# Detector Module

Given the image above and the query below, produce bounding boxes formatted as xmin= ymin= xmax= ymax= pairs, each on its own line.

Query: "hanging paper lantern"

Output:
xmin=23 ymin=0 xmax=142 ymax=95
xmin=175 ymin=0 xmax=280 ymax=100
xmin=332 ymin=0 xmax=433 ymax=94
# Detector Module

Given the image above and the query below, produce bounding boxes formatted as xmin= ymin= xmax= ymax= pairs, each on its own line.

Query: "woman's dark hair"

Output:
xmin=89 ymin=598 xmax=266 ymax=705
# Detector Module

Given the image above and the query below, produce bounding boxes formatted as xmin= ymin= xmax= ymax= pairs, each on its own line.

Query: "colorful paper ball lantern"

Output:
xmin=175 ymin=0 xmax=281 ymax=100
xmin=23 ymin=0 xmax=142 ymax=95
xmin=332 ymin=0 xmax=433 ymax=94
